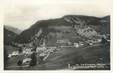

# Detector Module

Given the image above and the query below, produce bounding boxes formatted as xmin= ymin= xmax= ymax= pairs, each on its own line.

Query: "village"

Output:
xmin=7 ymin=33 xmax=110 ymax=67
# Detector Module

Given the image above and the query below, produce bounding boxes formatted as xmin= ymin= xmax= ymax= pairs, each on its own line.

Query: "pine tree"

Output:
xmin=17 ymin=60 xmax=22 ymax=66
xmin=29 ymin=52 xmax=37 ymax=66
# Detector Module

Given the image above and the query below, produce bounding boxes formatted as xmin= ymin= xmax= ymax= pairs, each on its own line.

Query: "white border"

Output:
xmin=0 ymin=0 xmax=113 ymax=73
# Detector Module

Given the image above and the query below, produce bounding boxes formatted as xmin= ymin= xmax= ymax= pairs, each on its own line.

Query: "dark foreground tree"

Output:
xmin=29 ymin=52 xmax=37 ymax=66
xmin=4 ymin=48 xmax=8 ymax=68
xmin=18 ymin=48 xmax=22 ymax=53
xmin=17 ymin=60 xmax=22 ymax=66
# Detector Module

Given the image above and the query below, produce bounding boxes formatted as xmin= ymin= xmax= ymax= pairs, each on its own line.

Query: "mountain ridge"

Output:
xmin=4 ymin=25 xmax=22 ymax=35
xmin=14 ymin=15 xmax=110 ymax=43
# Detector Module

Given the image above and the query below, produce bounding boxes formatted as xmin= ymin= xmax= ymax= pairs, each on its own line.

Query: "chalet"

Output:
xmin=56 ymin=39 xmax=69 ymax=43
xmin=86 ymin=38 xmax=102 ymax=46
xmin=97 ymin=39 xmax=102 ymax=42
xmin=56 ymin=39 xmax=72 ymax=46
xmin=22 ymin=58 xmax=32 ymax=64
xmin=45 ymin=47 xmax=56 ymax=53
xmin=22 ymin=48 xmax=32 ymax=55
xmin=73 ymin=41 xmax=84 ymax=48
xmin=36 ymin=46 xmax=47 ymax=53
xmin=8 ymin=51 xmax=19 ymax=58
xmin=39 ymin=47 xmax=56 ymax=61
xmin=8 ymin=54 xmax=12 ymax=58
xmin=73 ymin=43 xmax=79 ymax=48
xmin=79 ymin=41 xmax=84 ymax=46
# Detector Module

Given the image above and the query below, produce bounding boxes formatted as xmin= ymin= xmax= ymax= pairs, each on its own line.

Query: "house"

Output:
xmin=36 ymin=46 xmax=47 ymax=53
xmin=8 ymin=51 xmax=19 ymax=58
xmin=89 ymin=42 xmax=93 ymax=46
xmin=73 ymin=43 xmax=79 ymax=48
xmin=8 ymin=54 xmax=12 ymax=58
xmin=86 ymin=39 xmax=102 ymax=46
xmin=22 ymin=58 xmax=32 ymax=64
xmin=12 ymin=51 xmax=19 ymax=55
xmin=73 ymin=41 xmax=84 ymax=48
xmin=45 ymin=47 xmax=56 ymax=53
xmin=56 ymin=39 xmax=69 ymax=43
xmin=86 ymin=40 xmax=94 ymax=45
xmin=37 ymin=46 xmax=57 ymax=61
xmin=79 ymin=41 xmax=84 ymax=46
xmin=23 ymin=48 xmax=32 ymax=55
xmin=56 ymin=39 xmax=72 ymax=46
xmin=97 ymin=39 xmax=102 ymax=42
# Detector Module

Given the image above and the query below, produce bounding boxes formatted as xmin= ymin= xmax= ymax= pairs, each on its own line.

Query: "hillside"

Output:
xmin=4 ymin=28 xmax=18 ymax=45
xmin=15 ymin=15 xmax=110 ymax=43
xmin=4 ymin=25 xmax=22 ymax=35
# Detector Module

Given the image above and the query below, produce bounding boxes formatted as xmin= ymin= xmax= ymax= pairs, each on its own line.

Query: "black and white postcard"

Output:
xmin=1 ymin=0 xmax=113 ymax=72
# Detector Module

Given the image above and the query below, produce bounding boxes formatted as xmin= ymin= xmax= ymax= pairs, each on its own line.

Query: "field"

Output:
xmin=5 ymin=42 xmax=110 ymax=70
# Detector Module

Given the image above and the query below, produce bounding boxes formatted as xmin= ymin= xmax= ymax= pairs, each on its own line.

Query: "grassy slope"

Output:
xmin=22 ymin=43 xmax=109 ymax=70
xmin=5 ymin=43 xmax=110 ymax=70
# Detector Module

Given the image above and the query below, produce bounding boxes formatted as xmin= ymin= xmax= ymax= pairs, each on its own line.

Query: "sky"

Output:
xmin=4 ymin=0 xmax=111 ymax=30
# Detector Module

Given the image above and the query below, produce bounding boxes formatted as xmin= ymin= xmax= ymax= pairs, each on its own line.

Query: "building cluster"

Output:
xmin=8 ymin=31 xmax=109 ymax=66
